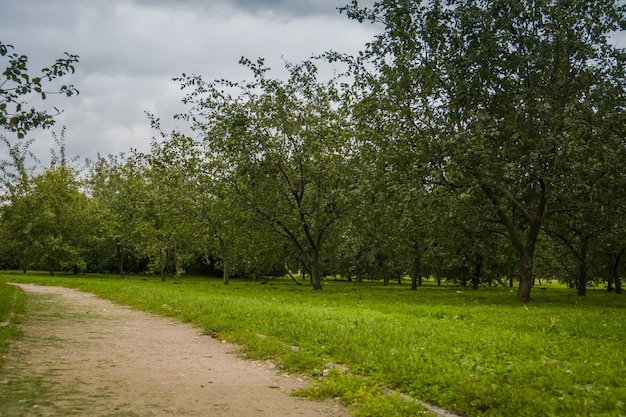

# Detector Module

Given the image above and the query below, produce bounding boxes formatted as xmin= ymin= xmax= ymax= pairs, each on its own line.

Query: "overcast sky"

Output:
xmin=0 ymin=0 xmax=379 ymax=165
xmin=2 ymin=1 xmax=625 ymax=168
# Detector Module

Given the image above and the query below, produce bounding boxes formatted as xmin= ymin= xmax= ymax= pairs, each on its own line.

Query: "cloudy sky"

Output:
xmin=0 ymin=0 xmax=379 ymax=165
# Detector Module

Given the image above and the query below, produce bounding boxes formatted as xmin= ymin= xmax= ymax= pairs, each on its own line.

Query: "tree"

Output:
xmin=177 ymin=58 xmax=358 ymax=290
xmin=88 ymin=153 xmax=141 ymax=275
xmin=0 ymin=132 xmax=95 ymax=274
xmin=342 ymin=0 xmax=626 ymax=301
xmin=1 ymin=163 xmax=91 ymax=275
xmin=194 ymin=169 xmax=291 ymax=285
xmin=0 ymin=137 xmax=37 ymax=270
xmin=1 ymin=42 xmax=79 ymax=137
xmin=107 ymin=133 xmax=205 ymax=282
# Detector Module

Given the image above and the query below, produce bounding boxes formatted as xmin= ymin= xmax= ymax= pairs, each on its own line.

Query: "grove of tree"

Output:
xmin=1 ymin=0 xmax=625 ymax=301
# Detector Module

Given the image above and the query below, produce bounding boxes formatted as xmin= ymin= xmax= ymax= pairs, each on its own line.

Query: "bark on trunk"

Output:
xmin=410 ymin=256 xmax=421 ymax=291
xmin=577 ymin=236 xmax=590 ymax=296
xmin=309 ymin=250 xmax=322 ymax=290
xmin=285 ymin=265 xmax=303 ymax=285
xmin=472 ymin=253 xmax=483 ymax=290
xmin=517 ymin=249 xmax=534 ymax=303
xmin=477 ymin=176 xmax=545 ymax=302
xmin=159 ymin=248 xmax=167 ymax=282
xmin=174 ymin=254 xmax=183 ymax=283
xmin=220 ymin=238 xmax=230 ymax=285
xmin=116 ymin=241 xmax=124 ymax=277
xmin=577 ymin=263 xmax=587 ymax=296
xmin=610 ymin=250 xmax=624 ymax=294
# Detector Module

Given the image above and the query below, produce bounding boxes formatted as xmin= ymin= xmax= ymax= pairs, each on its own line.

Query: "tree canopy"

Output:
xmin=0 ymin=1 xmax=625 ymax=301
xmin=340 ymin=0 xmax=626 ymax=301
xmin=0 ymin=42 xmax=79 ymax=138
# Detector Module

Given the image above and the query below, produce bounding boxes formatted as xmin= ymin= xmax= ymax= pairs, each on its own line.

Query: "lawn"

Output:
xmin=0 ymin=280 xmax=25 ymax=369
xmin=1 ymin=272 xmax=624 ymax=417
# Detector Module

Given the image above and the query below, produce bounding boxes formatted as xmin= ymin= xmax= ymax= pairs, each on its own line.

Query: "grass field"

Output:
xmin=0 ymin=280 xmax=25 ymax=369
xmin=1 ymin=272 xmax=624 ymax=417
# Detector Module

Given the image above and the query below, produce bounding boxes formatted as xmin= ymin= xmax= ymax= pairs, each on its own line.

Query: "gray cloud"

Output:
xmin=128 ymin=0 xmax=353 ymax=17
xmin=1 ymin=0 xmax=376 ymax=165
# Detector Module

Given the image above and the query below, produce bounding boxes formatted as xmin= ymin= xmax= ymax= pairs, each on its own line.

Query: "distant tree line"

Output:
xmin=1 ymin=0 xmax=625 ymax=301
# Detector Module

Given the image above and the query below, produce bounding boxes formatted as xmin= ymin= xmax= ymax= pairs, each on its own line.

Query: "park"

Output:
xmin=1 ymin=1 xmax=625 ymax=416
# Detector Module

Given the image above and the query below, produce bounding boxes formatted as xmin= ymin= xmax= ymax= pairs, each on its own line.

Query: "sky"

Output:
xmin=0 ymin=0 xmax=379 ymax=165
xmin=2 ymin=1 xmax=625 ymax=168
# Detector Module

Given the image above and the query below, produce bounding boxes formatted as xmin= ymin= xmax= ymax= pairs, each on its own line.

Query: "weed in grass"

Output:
xmin=548 ymin=315 xmax=557 ymax=331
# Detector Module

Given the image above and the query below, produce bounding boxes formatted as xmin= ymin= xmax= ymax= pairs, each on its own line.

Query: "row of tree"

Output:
xmin=1 ymin=1 xmax=625 ymax=301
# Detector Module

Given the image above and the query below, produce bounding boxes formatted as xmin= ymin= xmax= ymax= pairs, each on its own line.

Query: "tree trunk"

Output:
xmin=472 ymin=253 xmax=483 ymax=290
xmin=577 ymin=262 xmax=587 ymax=296
xmin=609 ymin=249 xmax=624 ymax=294
xmin=220 ymin=238 xmax=230 ymax=285
xmin=477 ymin=176 xmax=545 ymax=302
xmin=174 ymin=254 xmax=183 ymax=283
xmin=309 ymin=249 xmax=322 ymax=290
xmin=577 ymin=236 xmax=591 ymax=296
xmin=285 ymin=265 xmax=303 ymax=285
xmin=517 ymin=248 xmax=534 ymax=303
xmin=159 ymin=248 xmax=167 ymax=282
xmin=410 ymin=255 xmax=421 ymax=291
xmin=116 ymin=240 xmax=124 ymax=277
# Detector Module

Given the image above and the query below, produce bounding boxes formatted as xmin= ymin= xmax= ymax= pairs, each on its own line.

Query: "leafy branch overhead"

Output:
xmin=0 ymin=42 xmax=79 ymax=138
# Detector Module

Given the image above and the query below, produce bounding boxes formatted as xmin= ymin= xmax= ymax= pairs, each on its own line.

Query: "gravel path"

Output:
xmin=0 ymin=284 xmax=349 ymax=417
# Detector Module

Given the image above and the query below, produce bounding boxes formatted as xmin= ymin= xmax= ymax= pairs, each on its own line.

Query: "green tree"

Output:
xmin=110 ymin=133 xmax=204 ymax=281
xmin=87 ymin=153 xmax=137 ymax=275
xmin=178 ymin=58 xmax=358 ymax=290
xmin=1 ymin=163 xmax=91 ymax=274
xmin=1 ymin=42 xmax=78 ymax=137
xmin=0 ymin=137 xmax=37 ymax=269
xmin=194 ymin=171 xmax=291 ymax=284
xmin=0 ymin=133 xmax=95 ymax=274
xmin=343 ymin=0 xmax=626 ymax=301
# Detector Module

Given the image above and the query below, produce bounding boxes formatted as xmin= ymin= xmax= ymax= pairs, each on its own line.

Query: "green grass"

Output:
xmin=1 ymin=272 xmax=624 ymax=417
xmin=0 ymin=280 xmax=25 ymax=369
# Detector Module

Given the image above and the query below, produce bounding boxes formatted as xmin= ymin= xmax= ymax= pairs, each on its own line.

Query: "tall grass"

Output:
xmin=1 ymin=272 xmax=624 ymax=417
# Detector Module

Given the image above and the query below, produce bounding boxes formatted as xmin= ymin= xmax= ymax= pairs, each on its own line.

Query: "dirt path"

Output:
xmin=0 ymin=284 xmax=350 ymax=417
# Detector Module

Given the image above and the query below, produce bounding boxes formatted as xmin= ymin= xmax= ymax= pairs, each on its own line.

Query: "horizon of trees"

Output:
xmin=1 ymin=1 xmax=625 ymax=301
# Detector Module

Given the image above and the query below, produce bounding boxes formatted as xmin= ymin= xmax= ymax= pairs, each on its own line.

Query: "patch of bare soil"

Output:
xmin=0 ymin=284 xmax=350 ymax=417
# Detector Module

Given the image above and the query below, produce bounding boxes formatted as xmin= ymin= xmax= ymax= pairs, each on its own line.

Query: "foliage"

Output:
xmin=0 ymin=41 xmax=79 ymax=138
xmin=0 ymin=6 xmax=625 ymax=296
xmin=176 ymin=58 xmax=360 ymax=289
xmin=0 ymin=151 xmax=93 ymax=274
xmin=3 ymin=273 xmax=624 ymax=417
xmin=93 ymin=134 xmax=206 ymax=281
xmin=341 ymin=0 xmax=626 ymax=301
